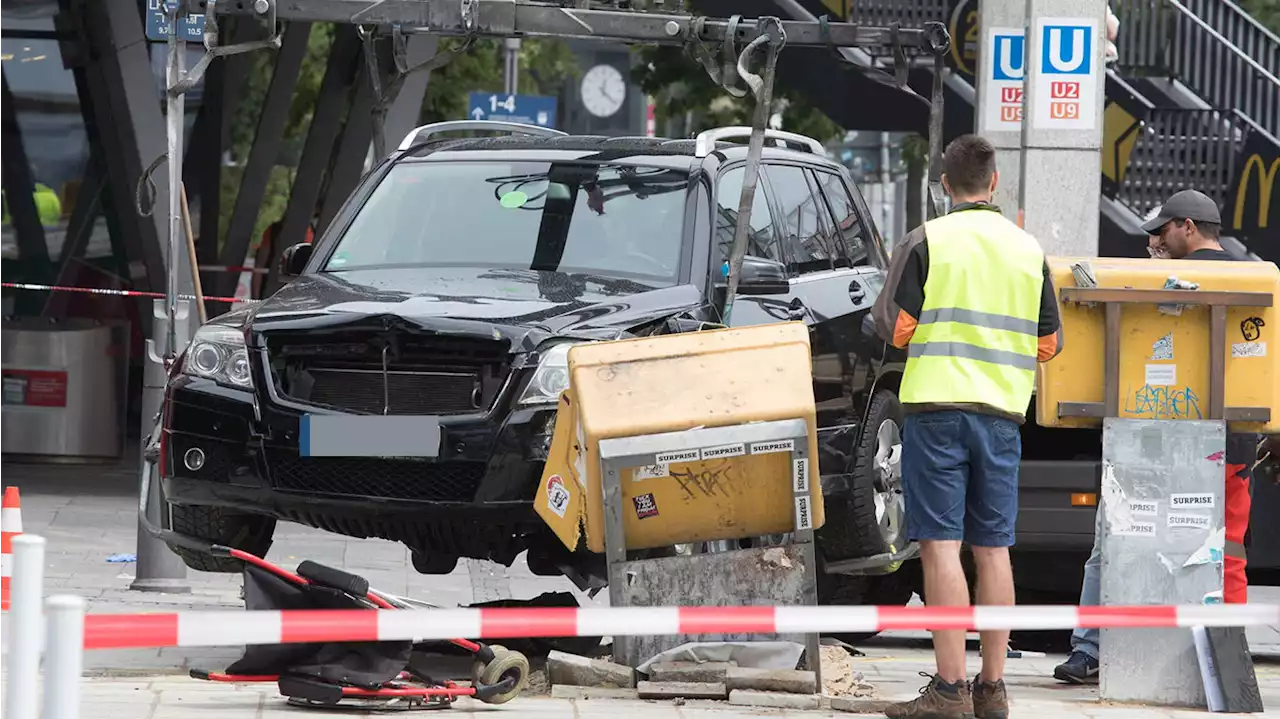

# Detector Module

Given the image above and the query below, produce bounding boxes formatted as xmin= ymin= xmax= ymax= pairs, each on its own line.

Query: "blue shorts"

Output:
xmin=901 ymin=409 xmax=1021 ymax=547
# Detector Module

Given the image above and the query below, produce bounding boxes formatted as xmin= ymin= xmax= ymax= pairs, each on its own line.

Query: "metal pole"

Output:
xmin=131 ymin=304 xmax=192 ymax=593
xmin=879 ymin=131 xmax=892 ymax=234
xmin=926 ymin=52 xmax=946 ymax=219
xmin=503 ymin=38 xmax=521 ymax=95
xmin=723 ymin=22 xmax=784 ymax=324
xmin=4 ymin=534 xmax=46 ymax=719
xmin=132 ymin=0 xmax=194 ymax=593
xmin=165 ymin=1 xmax=185 ymax=359
xmin=43 ymin=595 xmax=87 ymax=719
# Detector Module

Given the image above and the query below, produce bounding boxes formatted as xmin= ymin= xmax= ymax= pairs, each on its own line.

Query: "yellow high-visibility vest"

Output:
xmin=2 ymin=184 xmax=62 ymax=226
xmin=899 ymin=207 xmax=1044 ymax=417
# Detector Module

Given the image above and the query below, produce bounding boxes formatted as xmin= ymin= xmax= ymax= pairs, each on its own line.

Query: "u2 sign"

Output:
xmin=1032 ymin=18 xmax=1100 ymax=132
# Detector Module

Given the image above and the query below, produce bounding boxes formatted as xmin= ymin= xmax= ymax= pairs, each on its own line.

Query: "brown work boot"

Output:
xmin=971 ymin=675 xmax=1009 ymax=719
xmin=884 ymin=672 xmax=974 ymax=719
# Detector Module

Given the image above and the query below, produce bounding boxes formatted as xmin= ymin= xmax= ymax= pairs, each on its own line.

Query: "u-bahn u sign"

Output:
xmin=1233 ymin=134 xmax=1279 ymax=246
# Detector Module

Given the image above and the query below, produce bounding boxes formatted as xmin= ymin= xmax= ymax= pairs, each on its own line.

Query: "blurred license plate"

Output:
xmin=299 ymin=415 xmax=441 ymax=457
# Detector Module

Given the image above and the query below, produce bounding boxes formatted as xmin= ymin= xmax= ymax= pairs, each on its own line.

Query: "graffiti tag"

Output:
xmin=1124 ymin=384 xmax=1202 ymax=420
xmin=670 ymin=462 xmax=734 ymax=500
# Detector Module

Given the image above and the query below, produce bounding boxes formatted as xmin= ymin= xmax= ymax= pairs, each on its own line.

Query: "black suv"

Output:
xmin=159 ymin=120 xmax=930 ymax=605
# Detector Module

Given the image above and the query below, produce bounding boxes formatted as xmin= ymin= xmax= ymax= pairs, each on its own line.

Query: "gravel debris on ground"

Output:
xmin=820 ymin=644 xmax=874 ymax=697
xmin=525 ymin=668 xmax=550 ymax=695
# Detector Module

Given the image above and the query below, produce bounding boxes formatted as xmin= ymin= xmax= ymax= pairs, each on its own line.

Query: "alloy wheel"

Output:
xmin=872 ymin=419 xmax=904 ymax=548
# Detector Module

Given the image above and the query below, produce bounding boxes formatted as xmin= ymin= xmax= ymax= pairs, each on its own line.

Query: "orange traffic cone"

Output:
xmin=1 ymin=485 xmax=22 ymax=611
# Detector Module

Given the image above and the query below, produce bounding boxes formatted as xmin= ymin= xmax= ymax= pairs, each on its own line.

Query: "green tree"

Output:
xmin=630 ymin=45 xmax=843 ymax=142
xmin=219 ymin=29 xmax=577 ymax=260
xmin=420 ymin=37 xmax=579 ymax=124
xmin=220 ymin=23 xmax=337 ymax=255
xmin=1236 ymin=0 xmax=1279 ymax=33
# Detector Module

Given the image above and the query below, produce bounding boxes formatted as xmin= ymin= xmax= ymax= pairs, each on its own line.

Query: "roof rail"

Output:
xmin=397 ymin=120 xmax=567 ymax=151
xmin=693 ymin=127 xmax=825 ymax=158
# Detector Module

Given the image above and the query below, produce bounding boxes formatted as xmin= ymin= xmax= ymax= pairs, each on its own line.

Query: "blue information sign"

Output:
xmin=145 ymin=0 xmax=206 ymax=42
xmin=466 ymin=92 xmax=558 ymax=129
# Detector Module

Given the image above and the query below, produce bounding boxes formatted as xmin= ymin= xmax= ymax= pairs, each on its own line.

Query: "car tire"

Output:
xmin=817 ymin=389 xmax=906 ymax=561
xmin=166 ymin=504 xmax=276 ymax=573
xmin=817 ymin=568 xmax=917 ymax=644
xmin=412 ymin=550 xmax=459 ymax=575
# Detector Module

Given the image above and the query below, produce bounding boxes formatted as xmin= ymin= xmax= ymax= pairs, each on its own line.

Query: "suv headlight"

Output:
xmin=518 ymin=342 xmax=584 ymax=406
xmin=182 ymin=325 xmax=253 ymax=389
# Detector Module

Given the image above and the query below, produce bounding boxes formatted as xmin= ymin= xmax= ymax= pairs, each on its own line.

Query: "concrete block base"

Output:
xmin=728 ymin=689 xmax=822 ymax=710
xmin=637 ymin=681 xmax=728 ymax=700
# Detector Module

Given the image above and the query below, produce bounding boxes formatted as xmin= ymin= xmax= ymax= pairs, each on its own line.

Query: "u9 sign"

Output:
xmin=1050 ymin=81 xmax=1081 ymax=119
xmin=1033 ymin=18 xmax=1099 ymax=131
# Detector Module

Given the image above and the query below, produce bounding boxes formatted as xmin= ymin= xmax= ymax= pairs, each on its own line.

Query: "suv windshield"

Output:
xmin=324 ymin=161 xmax=689 ymax=285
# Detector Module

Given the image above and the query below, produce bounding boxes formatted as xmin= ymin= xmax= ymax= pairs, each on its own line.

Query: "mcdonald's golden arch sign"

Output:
xmin=1234 ymin=154 xmax=1279 ymax=230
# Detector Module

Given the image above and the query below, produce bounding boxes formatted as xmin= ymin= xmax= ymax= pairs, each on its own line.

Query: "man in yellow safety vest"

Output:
xmin=872 ymin=134 xmax=1064 ymax=719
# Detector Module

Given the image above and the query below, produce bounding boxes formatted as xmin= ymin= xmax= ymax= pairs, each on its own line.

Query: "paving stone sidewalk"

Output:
xmin=5 ymin=461 xmax=1280 ymax=717
xmin=10 ymin=653 xmax=1280 ymax=719
xmin=0 ymin=461 xmax=605 ymax=674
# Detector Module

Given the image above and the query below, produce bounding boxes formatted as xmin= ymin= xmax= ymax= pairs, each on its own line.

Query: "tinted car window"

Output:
xmin=715 ymin=167 xmax=781 ymax=267
xmin=767 ymin=164 xmax=836 ymax=275
xmin=813 ymin=170 xmax=873 ymax=267
xmin=323 ymin=161 xmax=689 ymax=285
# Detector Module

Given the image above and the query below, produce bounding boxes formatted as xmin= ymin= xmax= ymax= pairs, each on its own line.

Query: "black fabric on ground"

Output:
xmin=223 ymin=563 xmax=412 ymax=689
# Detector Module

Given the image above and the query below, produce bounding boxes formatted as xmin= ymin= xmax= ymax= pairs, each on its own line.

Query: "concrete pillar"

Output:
xmin=1018 ymin=0 xmax=1108 ymax=256
xmin=1100 ymin=418 xmax=1225 ymax=707
xmin=975 ymin=0 xmax=1026 ymax=219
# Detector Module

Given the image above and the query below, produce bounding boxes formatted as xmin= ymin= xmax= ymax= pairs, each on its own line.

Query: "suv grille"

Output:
xmin=266 ymin=449 xmax=485 ymax=502
xmin=308 ymin=368 xmax=479 ymax=415
xmin=265 ymin=329 xmax=511 ymax=416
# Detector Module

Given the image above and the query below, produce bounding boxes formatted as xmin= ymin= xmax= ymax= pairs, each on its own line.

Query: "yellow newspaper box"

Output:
xmin=1036 ymin=256 xmax=1278 ymax=432
xmin=534 ymin=322 xmax=825 ymax=554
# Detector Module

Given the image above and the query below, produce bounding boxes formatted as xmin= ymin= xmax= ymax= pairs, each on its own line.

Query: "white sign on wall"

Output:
xmin=1031 ymin=17 xmax=1101 ymax=131
xmin=983 ymin=27 xmax=1025 ymax=132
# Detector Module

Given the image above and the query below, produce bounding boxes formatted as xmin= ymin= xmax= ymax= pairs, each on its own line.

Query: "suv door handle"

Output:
xmin=787 ymin=298 xmax=808 ymax=321
xmin=849 ymin=279 xmax=866 ymax=302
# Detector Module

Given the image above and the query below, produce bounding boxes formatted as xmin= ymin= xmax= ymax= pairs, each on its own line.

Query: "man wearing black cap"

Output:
xmin=1141 ymin=188 xmax=1233 ymax=261
xmin=1054 ymin=188 xmax=1255 ymax=685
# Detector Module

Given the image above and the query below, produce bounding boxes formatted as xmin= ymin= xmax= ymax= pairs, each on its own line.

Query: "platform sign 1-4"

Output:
xmin=1032 ymin=18 xmax=1099 ymax=131
xmin=145 ymin=0 xmax=205 ymax=42
xmin=983 ymin=28 xmax=1025 ymax=132
xmin=467 ymin=92 xmax=557 ymax=129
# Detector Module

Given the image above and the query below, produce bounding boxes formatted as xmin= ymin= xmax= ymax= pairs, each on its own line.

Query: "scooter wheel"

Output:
xmin=476 ymin=648 xmax=530 ymax=705
xmin=471 ymin=644 xmax=508 ymax=685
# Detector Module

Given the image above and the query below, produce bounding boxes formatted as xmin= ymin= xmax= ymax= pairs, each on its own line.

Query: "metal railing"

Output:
xmin=1113 ymin=0 xmax=1280 ymax=136
xmin=1182 ymin=0 xmax=1280 ymax=82
xmin=1114 ymin=108 xmax=1247 ymax=218
xmin=814 ymin=0 xmax=948 ymax=63
xmin=848 ymin=0 xmax=949 ymax=29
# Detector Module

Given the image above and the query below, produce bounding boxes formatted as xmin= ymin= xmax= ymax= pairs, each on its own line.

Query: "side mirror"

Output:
xmin=735 ymin=255 xmax=789 ymax=295
xmin=279 ymin=243 xmax=313 ymax=278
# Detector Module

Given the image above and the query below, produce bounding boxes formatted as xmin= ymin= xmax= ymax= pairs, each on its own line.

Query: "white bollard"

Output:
xmin=4 ymin=534 xmax=46 ymax=719
xmin=43 ymin=595 xmax=87 ymax=719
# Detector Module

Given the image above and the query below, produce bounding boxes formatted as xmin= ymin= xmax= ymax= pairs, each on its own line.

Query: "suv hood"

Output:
xmin=242 ymin=268 xmax=706 ymax=350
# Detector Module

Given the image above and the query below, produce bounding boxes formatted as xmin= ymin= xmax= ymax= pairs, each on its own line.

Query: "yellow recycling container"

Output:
xmin=534 ymin=322 xmax=825 ymax=554
xmin=1036 ymin=256 xmax=1278 ymax=432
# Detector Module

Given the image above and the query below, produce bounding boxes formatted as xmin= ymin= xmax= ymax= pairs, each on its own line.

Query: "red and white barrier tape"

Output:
xmin=82 ymin=603 xmax=1280 ymax=650
xmin=1 ymin=282 xmax=257 ymax=305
